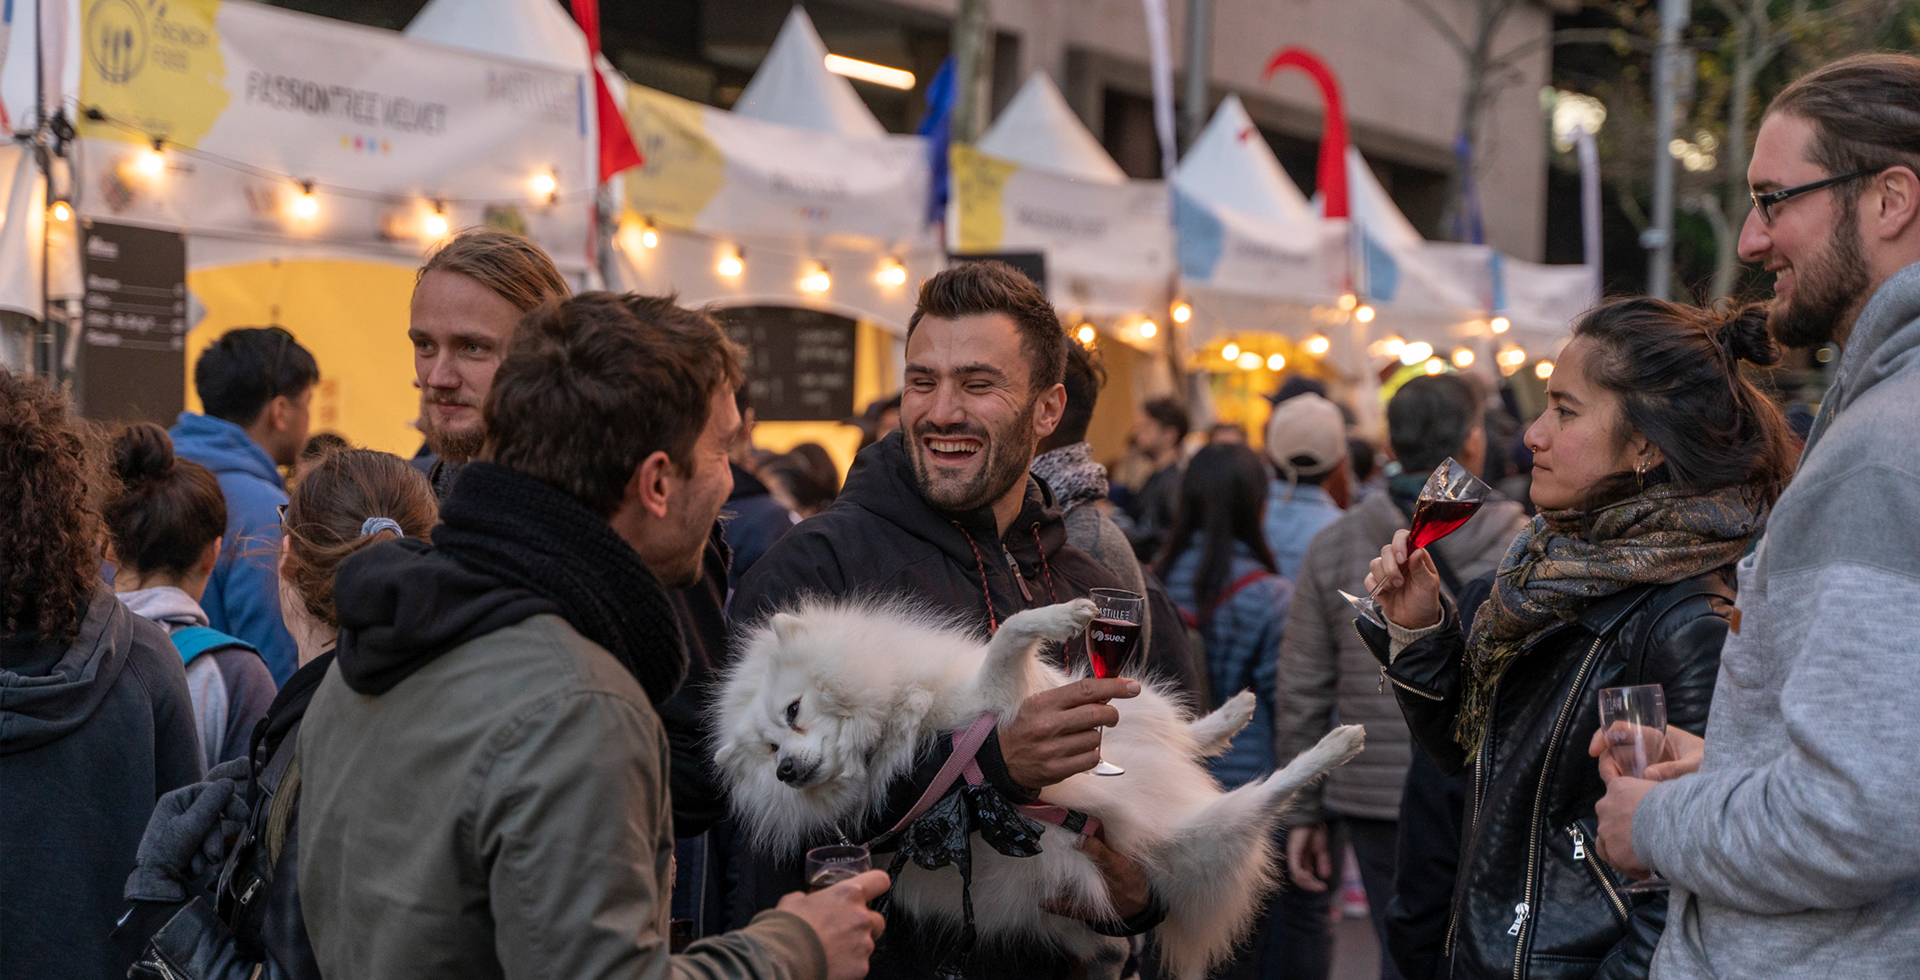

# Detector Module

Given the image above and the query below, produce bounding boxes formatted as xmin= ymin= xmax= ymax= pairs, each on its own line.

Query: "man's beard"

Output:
xmin=907 ymin=402 xmax=1037 ymax=514
xmin=420 ymin=400 xmax=486 ymax=463
xmin=1770 ymin=200 xmax=1870 ymax=349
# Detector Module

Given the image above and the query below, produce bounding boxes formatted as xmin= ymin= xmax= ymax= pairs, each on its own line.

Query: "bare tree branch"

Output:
xmin=1397 ymin=0 xmax=1471 ymax=57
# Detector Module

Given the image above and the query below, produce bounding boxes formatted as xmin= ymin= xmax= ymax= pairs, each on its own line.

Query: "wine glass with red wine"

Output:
xmin=1340 ymin=457 xmax=1492 ymax=629
xmin=1084 ymin=588 xmax=1143 ymax=776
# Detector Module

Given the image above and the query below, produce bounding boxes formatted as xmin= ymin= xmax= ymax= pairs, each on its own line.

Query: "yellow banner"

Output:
xmin=79 ymin=0 xmax=231 ymax=148
xmin=950 ymin=142 xmax=1015 ymax=252
xmin=623 ymin=85 xmax=724 ymax=231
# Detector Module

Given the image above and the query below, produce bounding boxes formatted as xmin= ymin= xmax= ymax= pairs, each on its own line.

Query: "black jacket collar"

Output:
xmin=837 ymin=431 xmax=1070 ymax=574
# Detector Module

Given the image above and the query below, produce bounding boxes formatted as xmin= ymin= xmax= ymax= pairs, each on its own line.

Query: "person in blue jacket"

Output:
xmin=170 ymin=327 xmax=317 ymax=685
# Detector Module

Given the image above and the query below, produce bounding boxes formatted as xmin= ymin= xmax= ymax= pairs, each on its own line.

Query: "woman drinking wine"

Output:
xmin=1362 ymin=299 xmax=1796 ymax=980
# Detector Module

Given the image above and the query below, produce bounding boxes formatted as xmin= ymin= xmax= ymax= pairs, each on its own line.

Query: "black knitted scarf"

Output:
xmin=435 ymin=462 xmax=688 ymax=705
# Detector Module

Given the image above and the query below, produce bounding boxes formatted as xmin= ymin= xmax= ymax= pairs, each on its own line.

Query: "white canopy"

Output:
xmin=732 ymin=7 xmax=885 ymax=138
xmin=978 ymin=72 xmax=1127 ymax=184
xmin=404 ymin=0 xmax=588 ymax=72
xmin=1173 ymin=95 xmax=1314 ymax=227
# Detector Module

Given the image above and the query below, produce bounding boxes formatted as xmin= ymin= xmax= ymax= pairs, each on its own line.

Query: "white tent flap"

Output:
xmin=978 ymin=72 xmax=1127 ymax=184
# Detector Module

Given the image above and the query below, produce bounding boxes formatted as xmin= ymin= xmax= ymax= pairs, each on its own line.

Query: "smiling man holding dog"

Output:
xmin=732 ymin=261 xmax=1162 ymax=980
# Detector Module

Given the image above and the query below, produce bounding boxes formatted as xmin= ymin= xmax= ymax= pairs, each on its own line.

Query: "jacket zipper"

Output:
xmin=1444 ymin=672 xmax=1497 ymax=959
xmin=147 ymin=946 xmax=189 ymax=980
xmin=1003 ymin=547 xmax=1033 ymax=602
xmin=1512 ymin=634 xmax=1608 ymax=980
xmin=1570 ymin=825 xmax=1631 ymax=923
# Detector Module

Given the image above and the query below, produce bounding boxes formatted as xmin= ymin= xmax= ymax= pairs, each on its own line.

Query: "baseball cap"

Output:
xmin=1265 ymin=392 xmax=1348 ymax=481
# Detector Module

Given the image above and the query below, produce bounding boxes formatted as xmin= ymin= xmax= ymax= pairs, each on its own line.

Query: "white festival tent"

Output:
xmin=952 ymin=71 xmax=1174 ymax=321
xmin=1169 ymin=95 xmax=1347 ymax=347
xmin=0 ymin=0 xmax=596 ymax=452
xmin=610 ymin=6 xmax=939 ymax=337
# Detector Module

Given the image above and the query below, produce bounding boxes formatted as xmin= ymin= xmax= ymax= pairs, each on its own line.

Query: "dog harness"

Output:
xmin=885 ymin=713 xmax=1103 ymax=840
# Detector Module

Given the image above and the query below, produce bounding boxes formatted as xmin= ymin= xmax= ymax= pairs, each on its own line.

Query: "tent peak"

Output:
xmin=1174 ymin=94 xmax=1314 ymax=227
xmin=404 ymin=0 xmax=587 ymax=72
xmin=732 ymin=6 xmax=885 ymax=138
xmin=978 ymin=71 xmax=1127 ymax=184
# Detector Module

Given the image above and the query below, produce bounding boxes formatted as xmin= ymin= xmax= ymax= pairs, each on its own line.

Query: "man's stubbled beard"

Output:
xmin=420 ymin=397 xmax=487 ymax=463
xmin=907 ymin=398 xmax=1038 ymax=515
xmin=1770 ymin=196 xmax=1870 ymax=350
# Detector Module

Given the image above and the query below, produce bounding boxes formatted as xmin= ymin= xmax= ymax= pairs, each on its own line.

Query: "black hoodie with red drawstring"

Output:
xmin=729 ymin=430 xmax=1163 ymax=980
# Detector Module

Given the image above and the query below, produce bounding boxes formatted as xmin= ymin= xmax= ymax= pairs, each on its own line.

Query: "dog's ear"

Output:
xmin=769 ymin=613 xmax=804 ymax=653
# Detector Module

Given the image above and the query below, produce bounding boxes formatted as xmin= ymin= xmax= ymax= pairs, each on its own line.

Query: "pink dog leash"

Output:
xmin=883 ymin=713 xmax=1103 ymax=839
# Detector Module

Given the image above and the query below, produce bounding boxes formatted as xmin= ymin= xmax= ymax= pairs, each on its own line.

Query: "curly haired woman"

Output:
xmin=0 ymin=371 xmax=202 ymax=980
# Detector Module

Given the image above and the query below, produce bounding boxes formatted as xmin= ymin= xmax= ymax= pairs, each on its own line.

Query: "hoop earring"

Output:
xmin=1635 ymin=459 xmax=1649 ymax=491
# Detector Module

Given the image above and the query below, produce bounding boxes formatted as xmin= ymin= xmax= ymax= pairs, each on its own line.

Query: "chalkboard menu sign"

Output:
xmin=77 ymin=221 xmax=187 ymax=425
xmin=722 ymin=306 xmax=857 ymax=422
xmin=951 ymin=251 xmax=1045 ymax=291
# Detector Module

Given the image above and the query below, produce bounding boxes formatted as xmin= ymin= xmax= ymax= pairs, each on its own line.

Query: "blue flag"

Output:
xmin=919 ymin=57 xmax=956 ymax=227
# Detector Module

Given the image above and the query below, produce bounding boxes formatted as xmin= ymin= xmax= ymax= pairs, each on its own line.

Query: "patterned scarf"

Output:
xmin=1029 ymin=441 xmax=1108 ymax=515
xmin=1453 ymin=485 xmax=1759 ymax=751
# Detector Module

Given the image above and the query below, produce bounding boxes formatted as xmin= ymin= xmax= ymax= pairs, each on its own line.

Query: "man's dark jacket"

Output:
xmin=728 ymin=431 xmax=1150 ymax=980
xmin=722 ymin=463 xmax=794 ymax=589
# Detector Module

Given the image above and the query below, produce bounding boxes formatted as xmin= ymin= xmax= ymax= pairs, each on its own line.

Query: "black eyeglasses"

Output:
xmin=1750 ymin=169 xmax=1874 ymax=224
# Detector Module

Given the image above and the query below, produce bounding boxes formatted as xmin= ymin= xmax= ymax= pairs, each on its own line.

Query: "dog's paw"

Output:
xmin=1060 ymin=598 xmax=1098 ymax=635
xmin=1189 ymin=690 xmax=1257 ymax=756
xmin=1315 ymin=724 xmax=1366 ymax=767
xmin=1220 ymin=690 xmax=1256 ymax=729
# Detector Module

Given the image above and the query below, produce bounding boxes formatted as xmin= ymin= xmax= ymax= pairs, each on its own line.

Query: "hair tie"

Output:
xmin=360 ymin=517 xmax=404 ymax=539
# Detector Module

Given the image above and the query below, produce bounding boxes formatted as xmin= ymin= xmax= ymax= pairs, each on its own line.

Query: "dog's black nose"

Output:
xmin=777 ymin=758 xmax=799 ymax=784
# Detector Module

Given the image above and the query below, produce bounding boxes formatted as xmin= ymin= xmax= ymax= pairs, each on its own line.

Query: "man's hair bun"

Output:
xmin=1717 ymin=303 xmax=1782 ymax=367
xmin=111 ymin=422 xmax=176 ymax=488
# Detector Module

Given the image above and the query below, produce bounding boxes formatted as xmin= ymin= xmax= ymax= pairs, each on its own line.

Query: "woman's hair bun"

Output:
xmin=1716 ymin=303 xmax=1782 ymax=368
xmin=111 ymin=422 xmax=176 ymax=487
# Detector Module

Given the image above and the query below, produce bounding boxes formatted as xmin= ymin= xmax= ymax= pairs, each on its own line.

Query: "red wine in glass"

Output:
xmin=1340 ymin=457 xmax=1493 ymax=629
xmin=1084 ymin=589 xmax=1144 ymax=776
xmin=1408 ymin=498 xmax=1485 ymax=551
xmin=1086 ymin=618 xmax=1141 ymax=679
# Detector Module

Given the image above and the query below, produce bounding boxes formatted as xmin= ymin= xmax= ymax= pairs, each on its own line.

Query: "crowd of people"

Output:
xmin=3 ymin=51 xmax=1920 ymax=980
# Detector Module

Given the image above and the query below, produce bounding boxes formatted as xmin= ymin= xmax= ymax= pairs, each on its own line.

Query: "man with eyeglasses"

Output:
xmin=169 ymin=326 xmax=317 ymax=685
xmin=1590 ymin=53 xmax=1920 ymax=980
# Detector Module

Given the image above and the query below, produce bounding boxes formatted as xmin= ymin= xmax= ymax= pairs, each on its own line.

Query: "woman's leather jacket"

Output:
xmin=1362 ymin=571 xmax=1732 ymax=980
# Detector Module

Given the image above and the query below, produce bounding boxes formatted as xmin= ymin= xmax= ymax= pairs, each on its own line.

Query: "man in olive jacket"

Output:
xmin=1273 ymin=375 xmax=1526 ymax=975
xmin=298 ymin=294 xmax=887 ymax=980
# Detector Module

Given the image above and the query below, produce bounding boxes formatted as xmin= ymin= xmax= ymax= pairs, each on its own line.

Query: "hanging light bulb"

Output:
xmin=530 ymin=171 xmax=559 ymax=203
xmin=1535 ymin=360 xmax=1555 ymax=379
xmin=1171 ymin=301 xmax=1192 ymax=324
xmin=1355 ymin=305 xmax=1376 ymax=323
xmin=134 ymin=139 xmax=165 ymax=179
xmin=640 ymin=220 xmax=659 ymax=249
xmin=876 ymin=256 xmax=908 ymax=287
xmin=1077 ymin=324 xmax=1096 ymax=344
xmin=1305 ymin=335 xmax=1330 ymax=356
xmin=1139 ymin=320 xmax=1157 ymax=339
xmin=1425 ymin=358 xmax=1446 ymax=376
xmin=717 ymin=247 xmax=744 ymax=278
xmin=1221 ymin=343 xmax=1240 ymax=361
xmin=1237 ymin=351 xmax=1262 ymax=371
xmin=1490 ymin=315 xmax=1511 ymax=334
xmin=799 ymin=261 xmax=832 ymax=293
xmin=49 ymin=199 xmax=72 ymax=222
xmin=1399 ymin=341 xmax=1434 ymax=366
xmin=1267 ymin=353 xmax=1286 ymax=370
xmin=1452 ymin=348 xmax=1475 ymax=368
xmin=1338 ymin=292 xmax=1358 ymax=311
xmin=291 ymin=181 xmax=319 ymax=219
xmin=422 ymin=202 xmax=450 ymax=239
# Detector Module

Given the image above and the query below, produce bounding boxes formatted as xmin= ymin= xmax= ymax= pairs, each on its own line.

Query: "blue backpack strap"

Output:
xmin=170 ymin=625 xmax=255 ymax=666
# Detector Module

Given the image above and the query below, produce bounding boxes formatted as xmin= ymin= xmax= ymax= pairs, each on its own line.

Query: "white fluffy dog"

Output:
xmin=716 ymin=597 xmax=1365 ymax=979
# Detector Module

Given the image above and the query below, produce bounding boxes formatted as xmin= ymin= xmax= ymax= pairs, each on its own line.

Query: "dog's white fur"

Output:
xmin=716 ymin=597 xmax=1365 ymax=979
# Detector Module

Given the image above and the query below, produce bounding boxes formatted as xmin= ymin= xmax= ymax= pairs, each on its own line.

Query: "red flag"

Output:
xmin=1263 ymin=47 xmax=1348 ymax=220
xmin=570 ymin=0 xmax=642 ymax=180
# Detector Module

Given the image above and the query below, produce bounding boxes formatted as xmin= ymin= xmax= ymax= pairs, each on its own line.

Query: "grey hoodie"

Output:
xmin=1637 ymin=263 xmax=1920 ymax=979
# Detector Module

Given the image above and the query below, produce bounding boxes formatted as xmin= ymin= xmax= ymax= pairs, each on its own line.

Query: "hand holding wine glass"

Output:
xmin=1364 ymin=529 xmax=1444 ymax=630
xmin=1342 ymin=457 xmax=1490 ymax=628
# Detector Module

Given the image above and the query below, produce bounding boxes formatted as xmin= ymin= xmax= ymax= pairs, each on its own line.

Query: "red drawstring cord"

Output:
xmin=953 ymin=521 xmax=1000 ymax=632
xmin=1033 ymin=526 xmax=1058 ymax=604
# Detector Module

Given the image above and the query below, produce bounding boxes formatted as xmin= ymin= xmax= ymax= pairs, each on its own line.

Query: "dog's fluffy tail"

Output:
xmin=1150 ymin=725 xmax=1367 ymax=980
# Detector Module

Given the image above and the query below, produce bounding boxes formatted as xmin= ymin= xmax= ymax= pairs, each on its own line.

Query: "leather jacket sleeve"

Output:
xmin=1593 ymin=890 xmax=1668 ymax=980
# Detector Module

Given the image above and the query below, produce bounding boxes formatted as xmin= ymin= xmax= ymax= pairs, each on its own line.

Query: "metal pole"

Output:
xmin=33 ymin=0 xmax=51 ymax=379
xmin=1180 ymin=0 xmax=1214 ymax=151
xmin=1644 ymin=0 xmax=1689 ymax=300
xmin=951 ymin=0 xmax=994 ymax=144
